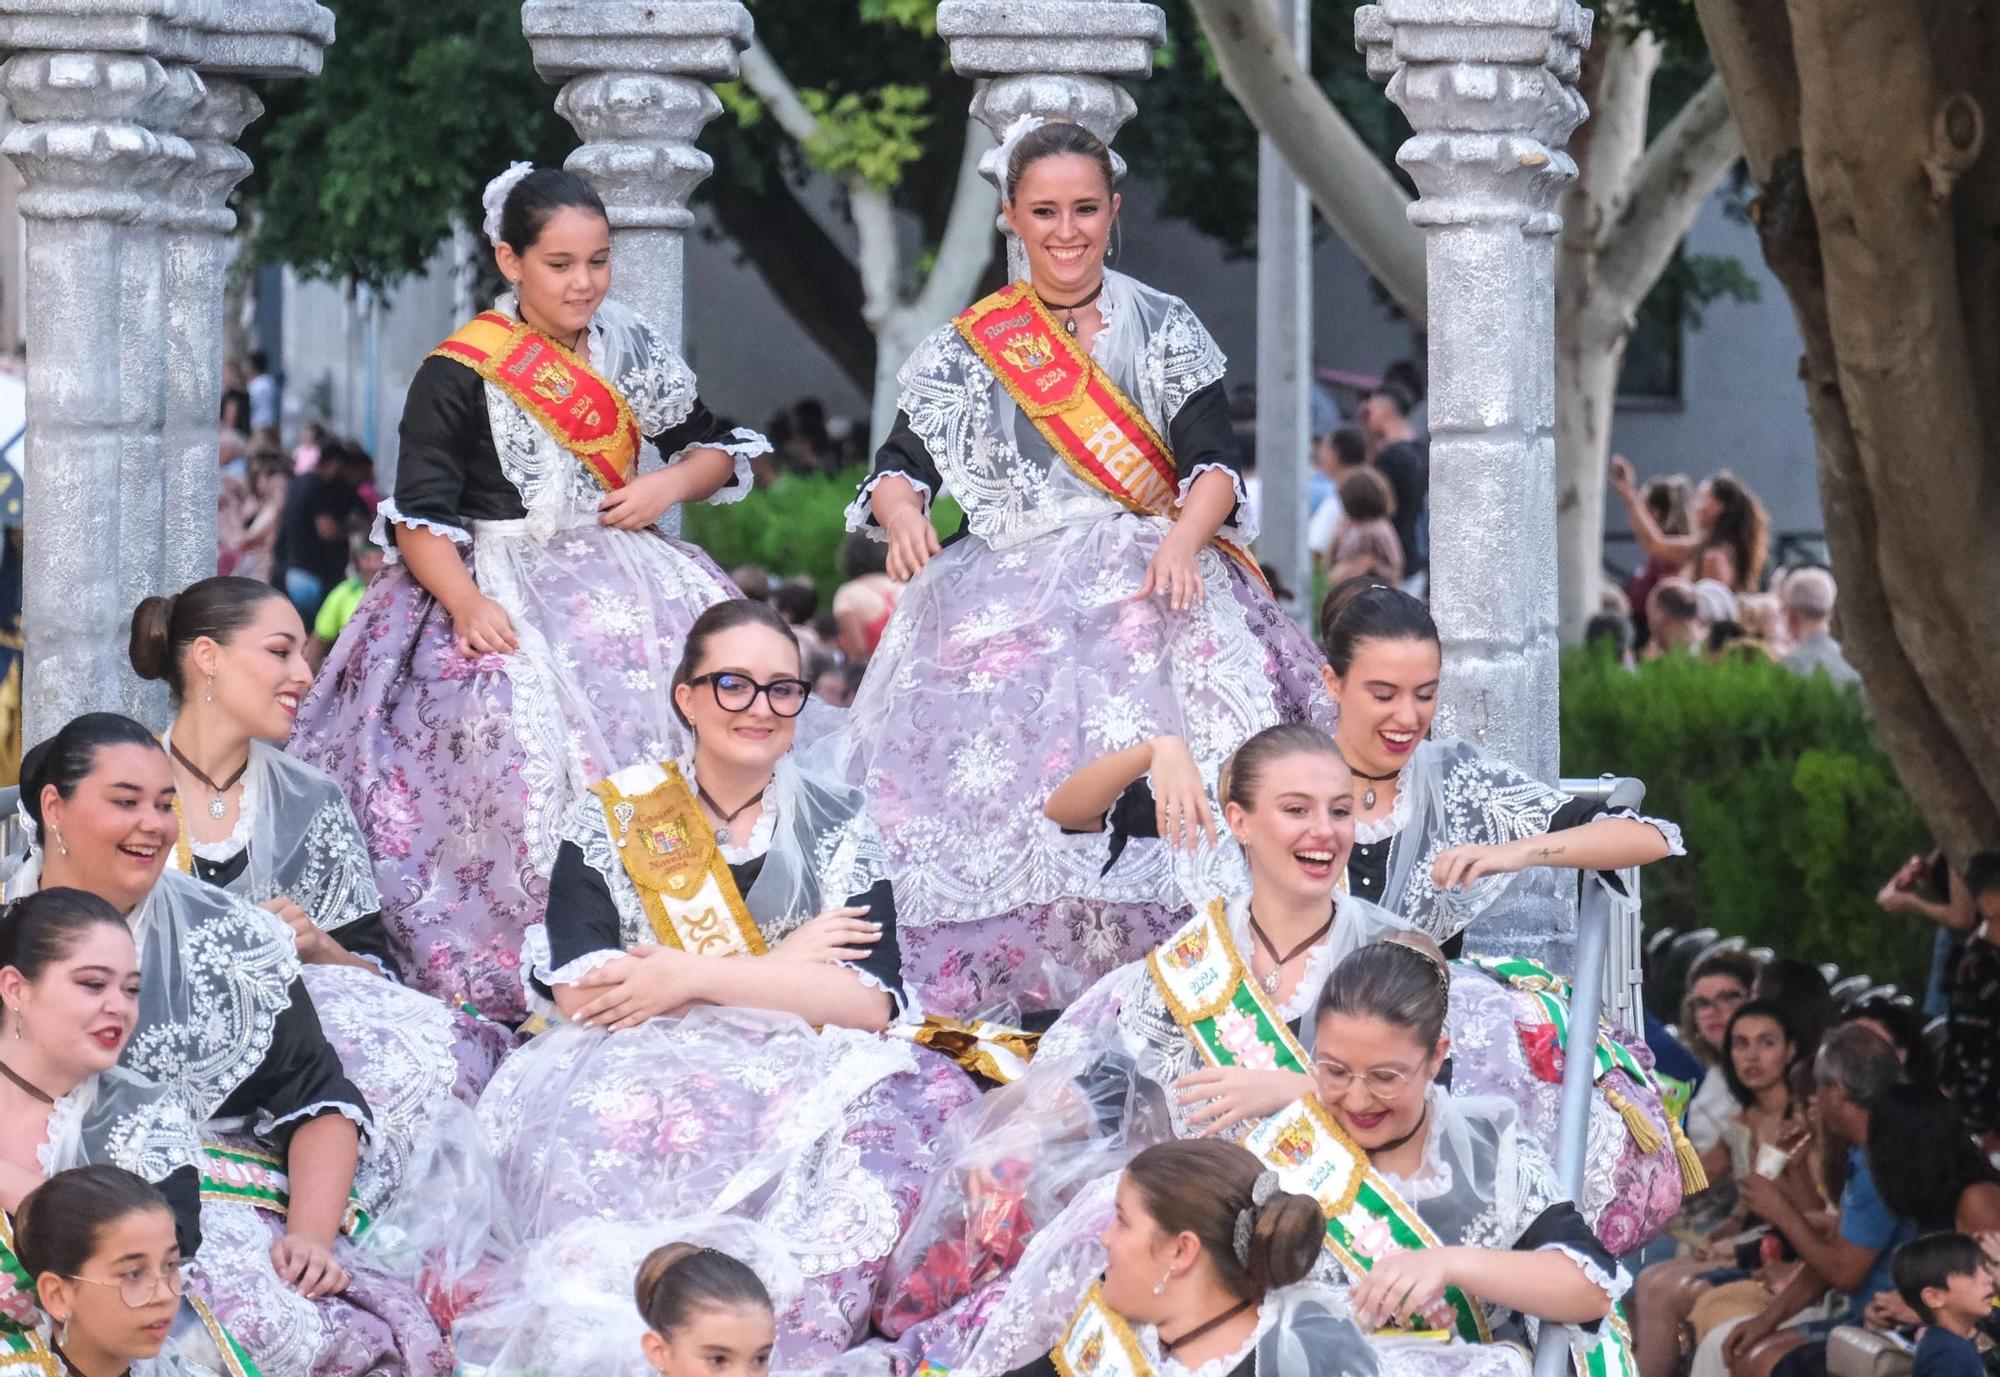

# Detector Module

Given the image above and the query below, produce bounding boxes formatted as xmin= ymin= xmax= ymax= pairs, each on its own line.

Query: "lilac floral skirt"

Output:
xmin=834 ymin=512 xmax=1332 ymax=1016
xmin=291 ymin=521 xmax=735 ymax=1025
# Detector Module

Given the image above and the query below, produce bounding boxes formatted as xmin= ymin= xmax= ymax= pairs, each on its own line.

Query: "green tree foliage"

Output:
xmin=680 ymin=465 xmax=959 ymax=595
xmin=1560 ymin=648 xmax=1929 ymax=988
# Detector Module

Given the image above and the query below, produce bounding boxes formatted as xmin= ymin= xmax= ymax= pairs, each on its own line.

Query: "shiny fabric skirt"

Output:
xmin=832 ymin=513 xmax=1331 ymax=1017
xmin=460 ymin=1007 xmax=978 ymax=1372
xmin=291 ymin=518 xmax=736 ymax=1025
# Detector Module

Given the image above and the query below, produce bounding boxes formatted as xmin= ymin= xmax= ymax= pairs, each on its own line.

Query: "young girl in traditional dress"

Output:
xmin=836 ymin=119 xmax=1329 ymax=1017
xmin=998 ymin=1140 xmax=1377 ymax=1377
xmin=462 ymin=601 xmax=977 ymax=1370
xmin=133 ymin=578 xmax=512 ymax=1109
xmin=7 ymin=716 xmax=457 ymax=1377
xmin=291 ymin=166 xmax=766 ymax=1026
xmin=635 ymin=1245 xmax=776 ymax=1377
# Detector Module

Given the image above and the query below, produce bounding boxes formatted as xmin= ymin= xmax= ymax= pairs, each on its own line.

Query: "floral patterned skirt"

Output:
xmin=291 ymin=521 xmax=735 ymax=1025
xmin=833 ymin=513 xmax=1331 ymax=1017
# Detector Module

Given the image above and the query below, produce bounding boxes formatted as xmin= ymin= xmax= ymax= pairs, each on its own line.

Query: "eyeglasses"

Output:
xmin=687 ymin=672 xmax=811 ymax=718
xmin=67 ymin=1257 xmax=199 ymax=1308
xmin=1311 ymin=1059 xmax=1423 ymax=1102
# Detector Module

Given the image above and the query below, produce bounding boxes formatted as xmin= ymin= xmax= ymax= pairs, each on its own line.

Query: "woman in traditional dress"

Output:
xmin=12 ymin=1166 xmax=235 ymax=1377
xmin=0 ymin=891 xmax=260 ymax=1377
xmin=835 ymin=118 xmax=1329 ymax=1016
xmin=462 ymin=600 xmax=978 ymax=1371
xmin=290 ymin=166 xmax=767 ymax=1026
xmin=874 ymin=725 xmax=1397 ymax=1370
xmin=1314 ymin=579 xmax=1695 ymax=1253
xmin=132 ymin=577 xmax=512 ymax=1105
xmin=1292 ymin=938 xmax=1630 ymax=1377
xmin=993 ymin=1139 xmax=1378 ymax=1377
xmin=7 ymin=715 xmax=455 ymax=1377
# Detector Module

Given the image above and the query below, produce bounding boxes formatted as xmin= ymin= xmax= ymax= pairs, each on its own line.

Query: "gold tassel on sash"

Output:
xmin=1667 ymin=1115 xmax=1710 ymax=1194
xmin=1602 ymin=1087 xmax=1664 ymax=1158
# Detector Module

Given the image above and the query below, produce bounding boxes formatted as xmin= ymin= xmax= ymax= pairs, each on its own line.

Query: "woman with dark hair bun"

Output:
xmin=832 ymin=118 xmax=1330 ymax=1015
xmin=289 ymin=163 xmax=771 ymax=1027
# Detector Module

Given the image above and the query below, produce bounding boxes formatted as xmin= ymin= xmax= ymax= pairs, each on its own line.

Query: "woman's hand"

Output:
xmin=1431 ymin=841 xmax=1528 ymax=893
xmin=446 ymin=592 xmax=519 ymax=659
xmin=884 ymin=507 xmax=941 ymax=583
xmin=569 ymin=947 xmax=699 ymax=1031
xmin=1349 ymin=1249 xmax=1458 ymax=1330
xmin=1138 ymin=528 xmax=1206 ymax=612
xmin=1721 ymin=1311 xmax=1778 ymax=1368
xmin=271 ymin=1232 xmax=348 ymax=1299
xmin=1609 ymin=454 xmax=1637 ymax=498
xmin=263 ymin=898 xmax=336 ymax=965
xmin=598 ymin=469 xmax=682 ymax=531
xmin=1174 ymin=1067 xmax=1311 ymax=1136
xmin=1148 ymin=736 xmax=1216 ymax=853
xmin=772 ymin=906 xmax=880 ymax=965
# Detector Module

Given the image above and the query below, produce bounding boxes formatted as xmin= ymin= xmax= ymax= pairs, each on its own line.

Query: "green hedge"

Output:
xmin=1560 ymin=648 xmax=1930 ymax=989
xmin=681 ymin=464 xmax=962 ymax=595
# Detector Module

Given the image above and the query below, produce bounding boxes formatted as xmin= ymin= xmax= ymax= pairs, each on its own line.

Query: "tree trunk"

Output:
xmin=1694 ymin=0 xmax=2000 ymax=859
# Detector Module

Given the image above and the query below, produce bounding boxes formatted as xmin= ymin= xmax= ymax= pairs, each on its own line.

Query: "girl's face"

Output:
xmin=0 ymin=922 xmax=140 ymax=1082
xmin=1311 ymin=1011 xmax=1445 ymax=1151
xmin=41 ymin=746 xmax=177 ymax=916
xmin=1225 ymin=752 xmax=1355 ymax=909
xmin=1097 ymin=1175 xmax=1181 ymax=1325
xmin=36 ymin=1207 xmax=182 ymax=1364
xmin=1002 ymin=154 xmax=1119 ymax=301
xmin=1688 ymin=974 xmax=1749 ymax=1055
xmin=497 ymin=207 xmax=612 ymax=342
xmin=1322 ymin=637 xmax=1441 ymax=780
xmin=1728 ymin=1014 xmax=1794 ymax=1096
xmin=640 ymin=1302 xmax=776 ymax=1377
xmin=1695 ymin=482 xmax=1722 ymax=530
xmin=673 ymin=624 xmax=807 ymax=777
xmin=195 ymin=595 xmax=312 ymax=742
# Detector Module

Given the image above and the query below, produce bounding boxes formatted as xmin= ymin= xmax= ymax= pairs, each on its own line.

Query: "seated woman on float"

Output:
xmin=874 ymin=724 xmax=1397 ymax=1363
xmin=463 ymin=599 xmax=977 ymax=1371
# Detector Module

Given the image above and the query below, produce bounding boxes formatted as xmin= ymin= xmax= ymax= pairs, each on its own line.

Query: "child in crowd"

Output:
xmin=306 ymin=536 xmax=387 ymax=671
xmin=636 ymin=1244 xmax=776 ymax=1377
xmin=1894 ymin=1232 xmax=1995 ymax=1377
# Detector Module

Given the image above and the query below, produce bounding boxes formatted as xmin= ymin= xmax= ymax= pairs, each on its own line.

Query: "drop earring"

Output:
xmin=205 ymin=671 xmax=214 ymax=703
xmin=51 ymin=824 xmax=67 ymax=857
xmin=1152 ymin=1268 xmax=1173 ymax=1296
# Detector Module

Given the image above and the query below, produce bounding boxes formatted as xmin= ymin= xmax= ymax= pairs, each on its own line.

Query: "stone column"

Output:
xmin=1254 ymin=0 xmax=1312 ymax=619
xmin=0 ymin=1 xmax=331 ymax=739
xmin=1355 ymin=0 xmax=1591 ymax=963
xmin=1355 ymin=0 xmax=1589 ymax=782
xmin=937 ymin=0 xmax=1165 ymax=278
xmin=522 ymin=0 xmax=753 ymax=350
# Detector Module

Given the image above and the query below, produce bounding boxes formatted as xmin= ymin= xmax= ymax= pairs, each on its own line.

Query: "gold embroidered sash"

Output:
xmin=592 ymin=764 xmax=766 ymax=957
xmin=432 ymin=312 xmax=641 ymax=492
xmin=955 ymin=284 xmax=1268 ymax=591
xmin=1051 ymin=1283 xmax=1155 ymax=1377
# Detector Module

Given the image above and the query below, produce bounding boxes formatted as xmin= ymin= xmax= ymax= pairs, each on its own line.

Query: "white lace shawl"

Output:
xmin=40 ymin=1064 xmax=202 ymax=1185
xmin=850 ymin=270 xmax=1245 ymax=549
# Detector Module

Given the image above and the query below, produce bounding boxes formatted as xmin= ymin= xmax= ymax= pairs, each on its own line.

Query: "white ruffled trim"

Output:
xmin=524 ymin=922 xmax=627 ymax=995
xmin=840 ymin=961 xmax=920 ymax=1028
xmin=1604 ymin=807 xmax=1686 ymax=858
xmin=1542 ymin=1243 xmax=1631 ymax=1308
xmin=844 ymin=471 xmax=933 ymax=538
xmin=258 ymin=1097 xmax=374 ymax=1140
xmin=669 ymin=426 xmax=769 ymax=510
xmin=37 ymin=1084 xmax=87 ymax=1176
xmin=683 ymin=758 xmax=778 ymax=867
xmin=371 ymin=498 xmax=471 ymax=564
xmin=1138 ymin=1298 xmax=1275 ymax=1377
xmin=1177 ymin=462 xmax=1258 ymax=544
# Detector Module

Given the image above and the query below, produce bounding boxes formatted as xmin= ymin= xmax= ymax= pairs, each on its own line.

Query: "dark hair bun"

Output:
xmin=1245 ymin=1191 xmax=1324 ymax=1291
xmin=128 ymin=594 xmax=178 ymax=683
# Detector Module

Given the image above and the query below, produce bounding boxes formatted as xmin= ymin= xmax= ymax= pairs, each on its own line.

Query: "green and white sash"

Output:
xmin=1146 ymin=901 xmax=1309 ymax=1075
xmin=201 ymin=1142 xmax=371 ymax=1239
xmin=1051 ymin=1283 xmax=1156 ymax=1377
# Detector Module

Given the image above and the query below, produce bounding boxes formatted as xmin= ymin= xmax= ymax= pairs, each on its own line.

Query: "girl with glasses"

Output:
xmin=457 ymin=599 xmax=979 ymax=1372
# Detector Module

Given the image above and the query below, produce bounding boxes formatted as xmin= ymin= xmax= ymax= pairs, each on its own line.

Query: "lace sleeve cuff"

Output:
xmin=1176 ymin=462 xmax=1257 ymax=544
xmin=1542 ymin=1243 xmax=1632 ymax=1308
xmin=1605 ymin=808 xmax=1687 ymax=858
xmin=667 ymin=427 xmax=771 ymax=509
xmin=841 ymin=961 xmax=922 ymax=1027
xmin=258 ymin=1098 xmax=375 ymax=1141
xmin=844 ymin=472 xmax=933 ymax=539
xmin=371 ymin=499 xmax=471 ymax=563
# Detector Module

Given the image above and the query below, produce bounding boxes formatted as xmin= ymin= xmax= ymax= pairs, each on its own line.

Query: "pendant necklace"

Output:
xmin=696 ymin=782 xmax=762 ymax=846
xmin=1247 ymin=909 xmax=1333 ymax=995
xmin=167 ymin=741 xmax=249 ymax=821
xmin=1037 ymin=281 xmax=1105 ymax=337
xmin=1353 ymin=766 xmax=1401 ymax=811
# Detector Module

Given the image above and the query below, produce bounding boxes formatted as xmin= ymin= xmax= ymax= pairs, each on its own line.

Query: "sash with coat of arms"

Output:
xmin=432 ymin=311 xmax=642 ymax=493
xmin=1051 ymin=1283 xmax=1156 ymax=1377
xmin=1146 ymin=901 xmax=1310 ymax=1076
xmin=592 ymin=762 xmax=767 ymax=957
xmin=954 ymin=284 xmax=1268 ymax=591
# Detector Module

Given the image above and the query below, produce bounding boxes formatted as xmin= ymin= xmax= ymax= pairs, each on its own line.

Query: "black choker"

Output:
xmin=1037 ymin=282 xmax=1105 ymax=336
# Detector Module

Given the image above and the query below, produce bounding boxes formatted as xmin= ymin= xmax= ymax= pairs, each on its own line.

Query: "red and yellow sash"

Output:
xmin=432 ymin=312 xmax=641 ymax=492
xmin=955 ymin=283 xmax=1267 ymax=590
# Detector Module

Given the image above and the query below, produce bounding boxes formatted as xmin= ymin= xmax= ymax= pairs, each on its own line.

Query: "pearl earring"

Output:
xmin=205 ymin=671 xmax=215 ymax=704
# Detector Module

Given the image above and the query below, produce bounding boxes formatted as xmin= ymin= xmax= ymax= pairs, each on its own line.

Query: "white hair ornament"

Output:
xmin=481 ymin=161 xmax=536 ymax=249
xmin=981 ymin=114 xmax=1046 ymax=202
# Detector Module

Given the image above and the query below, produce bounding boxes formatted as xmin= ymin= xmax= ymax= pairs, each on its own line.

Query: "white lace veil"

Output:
xmin=4 ymin=857 xmax=300 ymax=1125
xmin=42 ymin=1065 xmax=202 ymax=1186
xmin=164 ymin=733 xmax=379 ymax=934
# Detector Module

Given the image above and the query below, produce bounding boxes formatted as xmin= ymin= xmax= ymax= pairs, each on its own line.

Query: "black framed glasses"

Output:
xmin=688 ymin=671 xmax=812 ymax=718
xmin=67 ymin=1257 xmax=199 ymax=1308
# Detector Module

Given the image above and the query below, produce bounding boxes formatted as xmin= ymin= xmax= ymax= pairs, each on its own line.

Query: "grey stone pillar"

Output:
xmin=0 ymin=1 xmax=331 ymax=740
xmin=938 ymin=0 xmax=1165 ymax=279
xmin=1355 ymin=0 xmax=1589 ymax=782
xmin=522 ymin=0 xmax=753 ymax=351
xmin=1254 ymin=0 xmax=1312 ymax=619
xmin=1356 ymin=0 xmax=1591 ymax=964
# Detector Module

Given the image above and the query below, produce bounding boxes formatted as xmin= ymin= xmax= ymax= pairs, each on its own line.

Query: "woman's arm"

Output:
xmin=597 ymin=447 xmax=738 ymax=530
xmin=395 ymin=525 xmax=517 ymax=658
xmin=1446 ymin=1246 xmax=1612 ymax=1325
xmin=1610 ymin=455 xmax=1700 ymax=565
xmin=1171 ymin=467 xmax=1238 ymax=546
xmin=274 ymin=1113 xmax=359 ymax=1299
xmin=1044 ymin=741 xmax=1160 ymax=832
xmin=1433 ymin=816 xmax=1675 ymax=892
xmin=560 ymin=946 xmax=894 ymax=1033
